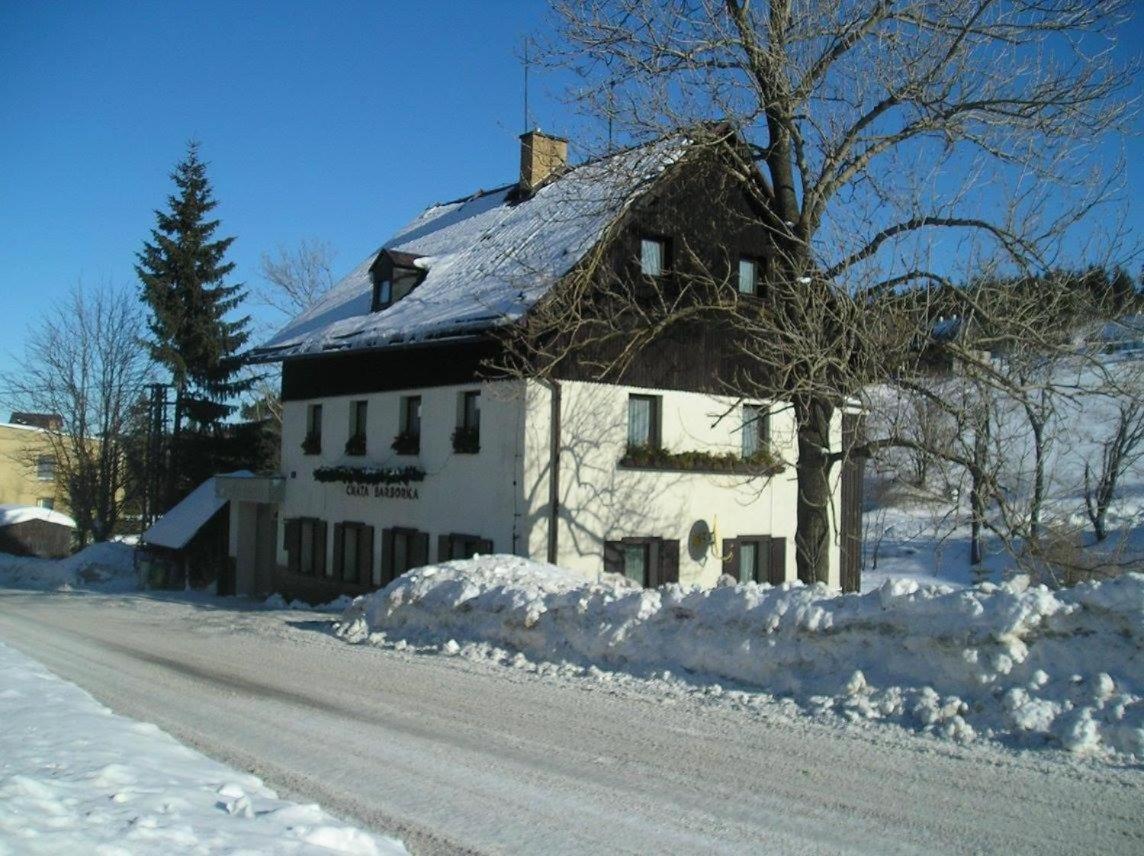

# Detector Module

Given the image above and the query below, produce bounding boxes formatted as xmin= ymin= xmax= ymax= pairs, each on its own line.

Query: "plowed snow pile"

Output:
xmin=337 ymin=557 xmax=1144 ymax=759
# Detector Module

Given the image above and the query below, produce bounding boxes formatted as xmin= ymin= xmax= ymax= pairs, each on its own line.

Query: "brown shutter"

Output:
xmin=603 ymin=540 xmax=622 ymax=576
xmin=332 ymin=523 xmax=345 ymax=578
xmin=722 ymin=538 xmax=739 ymax=579
xmin=411 ymin=531 xmax=429 ymax=569
xmin=381 ymin=528 xmax=395 ymax=584
xmin=769 ymin=537 xmax=786 ymax=585
xmin=477 ymin=538 xmax=494 ymax=555
xmin=285 ymin=518 xmax=300 ymax=575
xmin=314 ymin=520 xmax=327 ymax=577
xmin=358 ymin=525 xmax=374 ymax=585
xmin=437 ymin=534 xmax=450 ymax=563
xmin=659 ymin=538 xmax=680 ymax=585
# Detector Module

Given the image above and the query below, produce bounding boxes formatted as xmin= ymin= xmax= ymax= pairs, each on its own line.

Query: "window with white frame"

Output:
xmin=640 ymin=237 xmax=667 ymax=276
xmin=741 ymin=404 xmax=770 ymax=458
xmin=627 ymin=394 xmax=661 ymax=448
xmin=36 ymin=455 xmax=55 ymax=481
xmin=738 ymin=257 xmax=760 ymax=295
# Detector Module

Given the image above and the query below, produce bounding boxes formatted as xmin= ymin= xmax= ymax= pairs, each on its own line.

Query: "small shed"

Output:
xmin=0 ymin=505 xmax=76 ymax=558
xmin=137 ymin=472 xmax=251 ymax=592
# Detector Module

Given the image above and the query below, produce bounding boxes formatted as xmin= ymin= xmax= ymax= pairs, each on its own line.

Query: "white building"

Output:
xmin=222 ymin=130 xmax=863 ymax=602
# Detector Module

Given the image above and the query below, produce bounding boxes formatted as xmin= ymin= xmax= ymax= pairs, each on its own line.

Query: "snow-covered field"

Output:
xmin=0 ymin=639 xmax=405 ymax=855
xmin=337 ymin=556 xmax=1143 ymax=760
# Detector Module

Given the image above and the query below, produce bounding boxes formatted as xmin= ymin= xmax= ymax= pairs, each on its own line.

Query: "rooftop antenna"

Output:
xmin=522 ymin=37 xmax=531 ymax=132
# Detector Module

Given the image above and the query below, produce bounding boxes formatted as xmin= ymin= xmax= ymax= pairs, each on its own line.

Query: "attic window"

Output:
xmin=370 ymin=250 xmax=425 ymax=312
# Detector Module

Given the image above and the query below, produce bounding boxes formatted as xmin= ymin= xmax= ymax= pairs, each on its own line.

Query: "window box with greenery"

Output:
xmin=391 ymin=431 xmax=420 ymax=456
xmin=393 ymin=395 xmax=421 ymax=455
xmin=301 ymin=431 xmax=322 ymax=455
xmin=344 ymin=433 xmax=367 ymax=456
xmin=619 ymin=444 xmax=783 ymax=476
xmin=302 ymin=403 xmax=322 ymax=455
xmin=451 ymin=426 xmax=480 ymax=454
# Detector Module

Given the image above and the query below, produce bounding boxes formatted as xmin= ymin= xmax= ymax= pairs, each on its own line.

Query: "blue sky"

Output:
xmin=0 ymin=1 xmax=1140 ymax=417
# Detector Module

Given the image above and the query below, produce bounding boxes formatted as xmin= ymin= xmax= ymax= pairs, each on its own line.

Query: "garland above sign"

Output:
xmin=313 ymin=464 xmax=426 ymax=485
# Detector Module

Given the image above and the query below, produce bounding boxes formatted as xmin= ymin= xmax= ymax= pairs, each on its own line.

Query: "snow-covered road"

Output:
xmin=0 ymin=590 xmax=1140 ymax=855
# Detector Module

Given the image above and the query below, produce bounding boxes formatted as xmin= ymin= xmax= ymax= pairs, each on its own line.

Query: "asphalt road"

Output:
xmin=0 ymin=589 xmax=1140 ymax=855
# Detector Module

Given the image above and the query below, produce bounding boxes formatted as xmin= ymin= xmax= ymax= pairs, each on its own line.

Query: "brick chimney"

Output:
xmin=519 ymin=129 xmax=568 ymax=193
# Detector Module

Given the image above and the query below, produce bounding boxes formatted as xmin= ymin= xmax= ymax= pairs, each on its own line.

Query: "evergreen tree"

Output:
xmin=136 ymin=142 xmax=253 ymax=500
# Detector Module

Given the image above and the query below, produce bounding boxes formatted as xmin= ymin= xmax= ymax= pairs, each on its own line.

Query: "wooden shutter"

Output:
xmin=314 ymin=521 xmax=327 ymax=577
xmin=603 ymin=540 xmax=622 ymax=576
xmin=332 ymin=523 xmax=345 ymax=578
xmin=768 ymin=537 xmax=786 ymax=585
xmin=721 ymin=538 xmax=739 ymax=579
xmin=437 ymin=534 xmax=450 ymax=563
xmin=411 ymin=531 xmax=429 ymax=569
xmin=477 ymin=538 xmax=493 ymax=555
xmin=358 ymin=525 xmax=374 ymax=585
xmin=658 ymin=539 xmax=680 ymax=585
xmin=285 ymin=518 xmax=301 ymax=575
xmin=381 ymin=528 xmax=395 ymax=584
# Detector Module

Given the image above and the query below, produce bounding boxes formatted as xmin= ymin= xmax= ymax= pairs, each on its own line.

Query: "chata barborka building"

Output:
xmin=223 ymin=129 xmax=863 ymax=602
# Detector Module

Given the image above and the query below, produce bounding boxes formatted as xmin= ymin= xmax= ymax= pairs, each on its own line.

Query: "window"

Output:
xmin=741 ymin=404 xmax=770 ymax=458
xmin=627 ymin=394 xmax=661 ymax=448
xmin=373 ymin=266 xmax=421 ymax=311
xmin=285 ymin=518 xmax=328 ymax=577
xmin=346 ymin=400 xmax=367 ymax=455
xmin=37 ymin=498 xmax=54 ymax=510
xmin=453 ymin=390 xmax=480 ymax=453
xmin=722 ymin=536 xmax=785 ymax=585
xmin=303 ymin=404 xmax=322 ymax=454
xmin=334 ymin=522 xmax=374 ymax=584
xmin=738 ymin=258 xmax=760 ymax=295
xmin=376 ymin=277 xmax=393 ymax=307
xmin=640 ymin=237 xmax=667 ymax=276
xmin=438 ymin=533 xmax=493 ymax=562
xmin=393 ymin=395 xmax=422 ymax=455
xmin=604 ymin=537 xmax=680 ymax=588
xmin=381 ymin=527 xmax=429 ymax=584
xmin=36 ymin=455 xmax=55 ymax=481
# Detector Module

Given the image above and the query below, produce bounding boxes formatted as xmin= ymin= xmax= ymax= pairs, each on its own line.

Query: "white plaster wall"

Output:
xmin=520 ymin=379 xmax=844 ymax=588
xmin=279 ymin=380 xmax=526 ymax=584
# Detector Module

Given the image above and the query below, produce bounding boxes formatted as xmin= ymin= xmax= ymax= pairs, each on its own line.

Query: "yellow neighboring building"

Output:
xmin=0 ymin=414 xmax=67 ymax=513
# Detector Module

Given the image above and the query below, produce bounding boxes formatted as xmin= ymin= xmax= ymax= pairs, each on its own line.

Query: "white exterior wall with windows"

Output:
xmin=520 ymin=379 xmax=842 ymax=589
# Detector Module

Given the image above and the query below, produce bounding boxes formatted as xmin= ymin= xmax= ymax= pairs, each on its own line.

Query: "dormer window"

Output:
xmin=370 ymin=250 xmax=424 ymax=312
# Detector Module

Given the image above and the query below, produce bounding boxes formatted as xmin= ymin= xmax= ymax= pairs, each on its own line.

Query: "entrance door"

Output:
xmin=254 ymin=504 xmax=278 ymax=596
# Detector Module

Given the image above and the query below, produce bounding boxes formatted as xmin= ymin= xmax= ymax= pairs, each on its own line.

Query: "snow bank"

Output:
xmin=0 ymin=641 xmax=405 ymax=855
xmin=0 ymin=541 xmax=137 ymax=591
xmin=337 ymin=557 xmax=1144 ymax=759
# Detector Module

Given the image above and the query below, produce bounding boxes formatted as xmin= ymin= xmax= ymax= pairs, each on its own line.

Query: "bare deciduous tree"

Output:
xmin=1084 ymin=368 xmax=1144 ymax=542
xmin=258 ymin=238 xmax=336 ymax=319
xmin=4 ymin=283 xmax=152 ymax=544
xmin=520 ymin=0 xmax=1134 ymax=583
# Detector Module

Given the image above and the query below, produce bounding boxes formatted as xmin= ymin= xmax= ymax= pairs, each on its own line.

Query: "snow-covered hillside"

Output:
xmin=337 ymin=556 xmax=1143 ymax=760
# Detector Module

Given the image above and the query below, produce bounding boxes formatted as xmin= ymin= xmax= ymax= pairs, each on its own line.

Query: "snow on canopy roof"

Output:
xmin=254 ymin=135 xmax=691 ymax=360
xmin=0 ymin=504 xmax=76 ymax=529
xmin=141 ymin=471 xmax=252 ymax=550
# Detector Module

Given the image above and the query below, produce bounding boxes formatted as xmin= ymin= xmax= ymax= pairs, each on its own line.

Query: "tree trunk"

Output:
xmin=795 ymin=397 xmax=834 ymax=586
xmin=969 ymin=414 xmax=989 ymax=566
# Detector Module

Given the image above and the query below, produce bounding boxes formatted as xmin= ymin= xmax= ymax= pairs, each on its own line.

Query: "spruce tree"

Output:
xmin=137 ymin=142 xmax=253 ymax=499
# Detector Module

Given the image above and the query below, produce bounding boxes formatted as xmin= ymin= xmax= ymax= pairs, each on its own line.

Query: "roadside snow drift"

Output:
xmin=337 ymin=557 xmax=1144 ymax=759
xmin=0 ymin=541 xmax=137 ymax=591
xmin=0 ymin=641 xmax=405 ymax=855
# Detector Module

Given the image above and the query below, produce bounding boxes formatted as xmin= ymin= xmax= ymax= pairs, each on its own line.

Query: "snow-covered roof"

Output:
xmin=0 ymin=422 xmax=50 ymax=434
xmin=254 ymin=136 xmax=691 ymax=360
xmin=0 ymin=504 xmax=76 ymax=529
xmin=141 ymin=471 xmax=252 ymax=550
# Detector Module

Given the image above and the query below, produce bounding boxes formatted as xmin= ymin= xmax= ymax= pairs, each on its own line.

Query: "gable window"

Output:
xmin=36 ymin=455 xmax=55 ymax=481
xmin=346 ymin=400 xmax=367 ymax=456
xmin=640 ymin=237 xmax=667 ymax=276
xmin=438 ymin=533 xmax=494 ymax=562
xmin=333 ymin=522 xmax=374 ymax=584
xmin=381 ymin=527 xmax=429 ymax=584
xmin=627 ymin=394 xmax=661 ymax=449
xmin=604 ymin=537 xmax=680 ymax=588
xmin=393 ymin=395 xmax=421 ymax=455
xmin=738 ymin=257 xmax=761 ymax=295
xmin=741 ymin=404 xmax=770 ymax=458
xmin=303 ymin=404 xmax=322 ymax=455
xmin=37 ymin=498 xmax=54 ymax=510
xmin=285 ymin=517 xmax=328 ymax=577
xmin=722 ymin=535 xmax=786 ymax=585
xmin=452 ymin=390 xmax=480 ymax=453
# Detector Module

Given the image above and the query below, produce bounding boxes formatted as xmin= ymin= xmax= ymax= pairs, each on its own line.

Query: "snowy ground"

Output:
xmin=0 ymin=639 xmax=405 ymax=855
xmin=0 ymin=540 xmax=138 ymax=592
xmin=0 ymin=587 xmax=1140 ymax=855
xmin=338 ymin=555 xmax=1143 ymax=760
